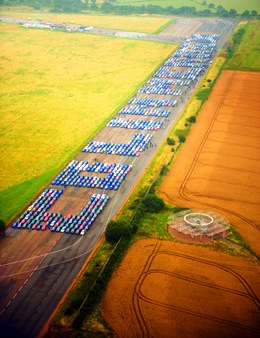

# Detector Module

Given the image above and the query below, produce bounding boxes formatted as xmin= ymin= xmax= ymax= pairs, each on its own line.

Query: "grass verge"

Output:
xmin=225 ymin=20 xmax=260 ymax=70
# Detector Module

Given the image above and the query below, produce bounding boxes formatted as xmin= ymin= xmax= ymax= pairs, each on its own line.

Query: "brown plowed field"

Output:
xmin=159 ymin=70 xmax=260 ymax=256
xmin=101 ymin=239 xmax=260 ymax=338
xmin=101 ymin=70 xmax=260 ymax=337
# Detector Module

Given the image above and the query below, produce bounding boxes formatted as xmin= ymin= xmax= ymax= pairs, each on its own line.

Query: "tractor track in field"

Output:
xmin=178 ymin=71 xmax=260 ymax=233
xmin=131 ymin=241 xmax=260 ymax=336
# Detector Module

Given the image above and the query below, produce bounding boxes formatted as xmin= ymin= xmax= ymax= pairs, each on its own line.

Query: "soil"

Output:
xmin=101 ymin=239 xmax=260 ymax=338
xmin=160 ymin=70 xmax=260 ymax=257
xmin=101 ymin=70 xmax=260 ymax=337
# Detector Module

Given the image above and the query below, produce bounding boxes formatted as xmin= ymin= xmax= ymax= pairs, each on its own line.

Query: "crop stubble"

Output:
xmin=159 ymin=70 xmax=260 ymax=256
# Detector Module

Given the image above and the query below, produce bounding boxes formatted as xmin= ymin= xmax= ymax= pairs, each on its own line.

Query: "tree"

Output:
xmin=229 ymin=9 xmax=237 ymax=17
xmin=167 ymin=137 xmax=175 ymax=146
xmin=186 ymin=115 xmax=196 ymax=123
xmin=199 ymin=9 xmax=211 ymax=16
xmin=105 ymin=220 xmax=133 ymax=243
xmin=142 ymin=194 xmax=164 ymax=213
xmin=0 ymin=219 xmax=6 ymax=237
xmin=178 ymin=134 xmax=186 ymax=143
xmin=242 ymin=10 xmax=250 ymax=17
xmin=90 ymin=0 xmax=98 ymax=10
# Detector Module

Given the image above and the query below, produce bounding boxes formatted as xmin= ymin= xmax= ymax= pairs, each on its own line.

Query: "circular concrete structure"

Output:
xmin=168 ymin=209 xmax=229 ymax=241
xmin=184 ymin=212 xmax=214 ymax=229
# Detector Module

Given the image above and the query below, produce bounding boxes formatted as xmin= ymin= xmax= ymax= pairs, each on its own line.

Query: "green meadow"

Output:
xmin=225 ymin=20 xmax=260 ymax=70
xmin=116 ymin=0 xmax=260 ymax=13
xmin=116 ymin=0 xmax=205 ymax=10
xmin=0 ymin=22 xmax=175 ymax=222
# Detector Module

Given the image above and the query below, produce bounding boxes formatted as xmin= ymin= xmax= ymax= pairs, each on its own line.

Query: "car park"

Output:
xmin=11 ymin=34 xmax=219 ymax=238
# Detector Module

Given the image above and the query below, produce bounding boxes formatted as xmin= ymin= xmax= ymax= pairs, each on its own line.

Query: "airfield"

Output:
xmin=2 ymin=15 xmax=259 ymax=338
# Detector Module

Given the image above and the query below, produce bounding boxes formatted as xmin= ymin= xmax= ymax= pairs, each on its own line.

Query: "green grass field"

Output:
xmin=0 ymin=22 xmax=175 ymax=222
xmin=116 ymin=0 xmax=260 ymax=13
xmin=225 ymin=20 xmax=260 ymax=70
xmin=117 ymin=0 xmax=204 ymax=10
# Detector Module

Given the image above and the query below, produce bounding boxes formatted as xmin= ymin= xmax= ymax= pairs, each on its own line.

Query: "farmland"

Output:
xmin=98 ymin=19 xmax=260 ymax=338
xmin=101 ymin=239 xmax=260 ymax=338
xmin=1 ymin=12 xmax=259 ymax=338
xmin=159 ymin=70 xmax=260 ymax=256
xmin=0 ymin=11 xmax=171 ymax=33
xmin=0 ymin=22 xmax=175 ymax=221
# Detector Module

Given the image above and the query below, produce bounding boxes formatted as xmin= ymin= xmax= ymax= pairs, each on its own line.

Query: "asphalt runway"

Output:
xmin=0 ymin=16 xmax=237 ymax=338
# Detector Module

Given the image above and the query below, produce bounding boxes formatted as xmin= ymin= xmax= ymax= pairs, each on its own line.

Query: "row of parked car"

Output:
xmin=51 ymin=160 xmax=132 ymax=190
xmin=139 ymin=86 xmax=183 ymax=96
xmin=119 ymin=106 xmax=172 ymax=117
xmin=12 ymin=190 xmax=109 ymax=235
xmin=12 ymin=188 xmax=63 ymax=231
xmin=154 ymin=67 xmax=205 ymax=81
xmin=82 ymin=133 xmax=153 ymax=156
xmin=106 ymin=117 xmax=163 ymax=130
xmin=128 ymin=98 xmax=177 ymax=107
xmin=49 ymin=193 xmax=110 ymax=235
xmin=147 ymin=78 xmax=189 ymax=88
xmin=187 ymin=33 xmax=220 ymax=44
xmin=163 ymin=59 xmax=208 ymax=68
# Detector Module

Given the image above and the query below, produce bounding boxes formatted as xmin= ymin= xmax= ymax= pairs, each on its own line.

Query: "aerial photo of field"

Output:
xmin=101 ymin=239 xmax=260 ymax=338
xmin=0 ymin=4 xmax=260 ymax=338
xmin=99 ymin=21 xmax=260 ymax=338
xmin=100 ymin=70 xmax=260 ymax=338
xmin=159 ymin=70 xmax=260 ymax=256
xmin=0 ymin=21 xmax=174 ymax=221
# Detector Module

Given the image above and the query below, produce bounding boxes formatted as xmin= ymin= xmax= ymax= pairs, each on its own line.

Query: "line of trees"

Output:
xmin=0 ymin=0 xmax=259 ymax=18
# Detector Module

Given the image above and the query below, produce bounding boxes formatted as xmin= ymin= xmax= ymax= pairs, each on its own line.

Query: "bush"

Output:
xmin=131 ymin=204 xmax=144 ymax=224
xmin=178 ymin=134 xmax=186 ymax=143
xmin=186 ymin=115 xmax=196 ymax=123
xmin=196 ymin=87 xmax=211 ymax=100
xmin=167 ymin=137 xmax=175 ymax=145
xmin=142 ymin=194 xmax=164 ymax=213
xmin=105 ymin=220 xmax=133 ymax=243
xmin=160 ymin=165 xmax=168 ymax=177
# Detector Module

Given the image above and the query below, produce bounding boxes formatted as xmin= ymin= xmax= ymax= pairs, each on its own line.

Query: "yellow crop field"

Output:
xmin=0 ymin=11 xmax=171 ymax=33
xmin=0 ymin=23 xmax=175 ymax=221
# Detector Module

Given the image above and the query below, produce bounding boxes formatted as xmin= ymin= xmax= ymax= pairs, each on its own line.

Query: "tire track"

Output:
xmin=137 ymin=291 xmax=260 ymax=334
xmin=155 ymin=250 xmax=260 ymax=308
xmin=132 ymin=241 xmax=161 ymax=337
xmin=178 ymin=71 xmax=260 ymax=232
xmin=134 ymin=248 xmax=260 ymax=334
